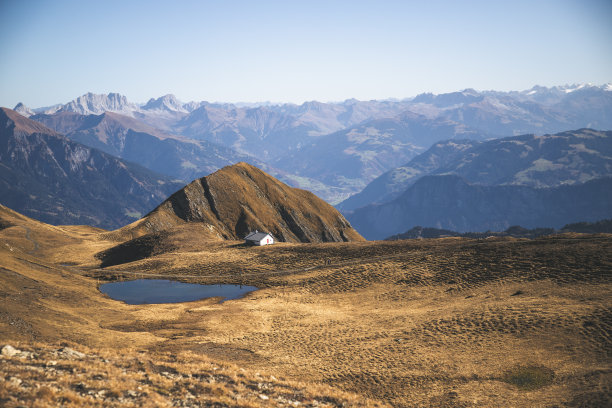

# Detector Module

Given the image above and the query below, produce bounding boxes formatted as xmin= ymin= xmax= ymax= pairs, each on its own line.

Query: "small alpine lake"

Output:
xmin=99 ymin=279 xmax=258 ymax=305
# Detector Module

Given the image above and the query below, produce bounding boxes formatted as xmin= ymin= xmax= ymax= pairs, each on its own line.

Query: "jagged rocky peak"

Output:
xmin=58 ymin=92 xmax=136 ymax=115
xmin=142 ymin=94 xmax=187 ymax=112
xmin=299 ymin=100 xmax=328 ymax=112
xmin=13 ymin=103 xmax=34 ymax=117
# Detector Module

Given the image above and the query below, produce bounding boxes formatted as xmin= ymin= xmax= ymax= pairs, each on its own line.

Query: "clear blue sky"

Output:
xmin=1 ymin=0 xmax=611 ymax=108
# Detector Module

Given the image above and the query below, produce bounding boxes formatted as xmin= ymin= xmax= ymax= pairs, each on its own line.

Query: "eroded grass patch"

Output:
xmin=503 ymin=364 xmax=555 ymax=390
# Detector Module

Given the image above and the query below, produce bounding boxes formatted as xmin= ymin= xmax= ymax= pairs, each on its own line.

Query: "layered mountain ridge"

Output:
xmin=0 ymin=108 xmax=183 ymax=229
xmin=348 ymin=175 xmax=612 ymax=240
xmin=6 ymin=84 xmax=611 ymax=235
xmin=32 ymin=111 xmax=260 ymax=183
xmin=340 ymin=129 xmax=612 ymax=211
xmin=17 ymin=84 xmax=612 ymax=203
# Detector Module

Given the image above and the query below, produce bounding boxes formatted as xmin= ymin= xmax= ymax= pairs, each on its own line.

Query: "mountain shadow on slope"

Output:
xmin=0 ymin=108 xmax=182 ymax=229
xmin=348 ymin=175 xmax=612 ymax=240
xmin=339 ymin=129 xmax=612 ymax=212
xmin=95 ymin=231 xmax=176 ymax=267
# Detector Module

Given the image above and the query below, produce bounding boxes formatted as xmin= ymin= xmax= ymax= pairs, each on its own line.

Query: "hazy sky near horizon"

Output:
xmin=1 ymin=0 xmax=611 ymax=108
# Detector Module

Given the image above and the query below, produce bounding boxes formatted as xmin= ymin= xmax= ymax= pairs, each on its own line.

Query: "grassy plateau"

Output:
xmin=0 ymin=205 xmax=610 ymax=407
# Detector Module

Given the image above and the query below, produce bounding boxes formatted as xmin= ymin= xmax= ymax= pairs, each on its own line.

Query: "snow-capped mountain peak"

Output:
xmin=13 ymin=102 xmax=34 ymax=117
xmin=562 ymin=83 xmax=592 ymax=93
xmin=57 ymin=92 xmax=137 ymax=115
xmin=142 ymin=94 xmax=188 ymax=113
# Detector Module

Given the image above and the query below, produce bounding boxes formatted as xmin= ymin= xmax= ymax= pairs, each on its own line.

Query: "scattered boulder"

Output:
xmin=8 ymin=377 xmax=22 ymax=387
xmin=2 ymin=344 xmax=20 ymax=357
xmin=57 ymin=347 xmax=86 ymax=359
xmin=1 ymin=344 xmax=33 ymax=358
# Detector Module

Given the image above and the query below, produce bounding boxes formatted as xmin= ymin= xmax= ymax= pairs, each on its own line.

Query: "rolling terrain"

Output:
xmin=0 ymin=204 xmax=610 ymax=407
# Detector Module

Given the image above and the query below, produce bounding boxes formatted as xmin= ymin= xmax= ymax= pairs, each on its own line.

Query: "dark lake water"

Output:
xmin=99 ymin=279 xmax=258 ymax=305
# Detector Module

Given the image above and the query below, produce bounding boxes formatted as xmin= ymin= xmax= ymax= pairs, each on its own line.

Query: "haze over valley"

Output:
xmin=14 ymin=83 xmax=612 ymax=208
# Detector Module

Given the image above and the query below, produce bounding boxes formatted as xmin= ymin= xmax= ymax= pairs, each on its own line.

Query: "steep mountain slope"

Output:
xmin=117 ymin=162 xmax=364 ymax=243
xmin=0 ymin=108 xmax=182 ymax=229
xmin=435 ymin=129 xmax=612 ymax=186
xmin=348 ymin=175 xmax=612 ymax=240
xmin=32 ymin=111 xmax=258 ymax=182
xmin=337 ymin=139 xmax=479 ymax=211
xmin=340 ymin=129 xmax=612 ymax=211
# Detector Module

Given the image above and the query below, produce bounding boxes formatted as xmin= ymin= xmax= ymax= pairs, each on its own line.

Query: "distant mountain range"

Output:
xmin=339 ymin=129 xmax=612 ymax=211
xmin=348 ymin=175 xmax=612 ymax=240
xmin=32 ymin=111 xmax=259 ymax=183
xmin=272 ymin=112 xmax=487 ymax=199
xmin=16 ymin=83 xmax=612 ymax=203
xmin=386 ymin=219 xmax=612 ymax=240
xmin=4 ymin=84 xmax=611 ymax=236
xmin=0 ymin=108 xmax=183 ymax=229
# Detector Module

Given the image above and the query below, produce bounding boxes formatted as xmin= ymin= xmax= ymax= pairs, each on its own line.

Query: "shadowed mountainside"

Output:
xmin=340 ymin=129 xmax=612 ymax=212
xmin=0 ymin=108 xmax=182 ymax=229
xmin=113 ymin=162 xmax=364 ymax=243
xmin=348 ymin=175 xmax=612 ymax=240
xmin=32 ymin=111 xmax=261 ymax=183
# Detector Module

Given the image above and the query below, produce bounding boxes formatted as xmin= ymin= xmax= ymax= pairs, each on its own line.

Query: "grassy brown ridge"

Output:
xmin=1 ymin=204 xmax=611 ymax=407
xmin=109 ymin=162 xmax=364 ymax=243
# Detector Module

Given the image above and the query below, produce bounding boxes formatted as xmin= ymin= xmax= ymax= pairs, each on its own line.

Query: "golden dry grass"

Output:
xmin=1 ymin=342 xmax=377 ymax=407
xmin=1 ymin=206 xmax=610 ymax=407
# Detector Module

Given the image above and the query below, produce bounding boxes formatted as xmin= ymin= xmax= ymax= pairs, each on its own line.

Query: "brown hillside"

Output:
xmin=1 ymin=107 xmax=61 ymax=136
xmin=113 ymin=162 xmax=364 ymax=243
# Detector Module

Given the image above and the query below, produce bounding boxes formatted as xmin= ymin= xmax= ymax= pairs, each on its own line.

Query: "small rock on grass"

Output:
xmin=58 ymin=347 xmax=86 ymax=359
xmin=9 ymin=377 xmax=22 ymax=387
xmin=2 ymin=344 xmax=20 ymax=357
